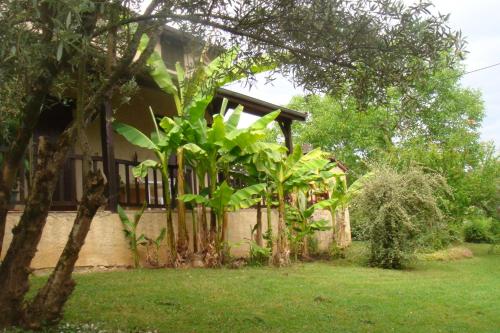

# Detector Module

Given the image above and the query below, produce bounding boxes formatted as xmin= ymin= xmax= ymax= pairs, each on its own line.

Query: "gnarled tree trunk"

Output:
xmin=22 ymin=170 xmax=105 ymax=329
xmin=0 ymin=62 xmax=60 ymax=257
xmin=0 ymin=137 xmax=64 ymax=327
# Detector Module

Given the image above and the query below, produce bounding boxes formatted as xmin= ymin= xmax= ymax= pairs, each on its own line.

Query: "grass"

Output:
xmin=23 ymin=243 xmax=500 ymax=332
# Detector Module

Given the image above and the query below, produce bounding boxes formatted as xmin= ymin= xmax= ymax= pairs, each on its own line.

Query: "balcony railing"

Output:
xmin=5 ymin=150 xmax=188 ymax=211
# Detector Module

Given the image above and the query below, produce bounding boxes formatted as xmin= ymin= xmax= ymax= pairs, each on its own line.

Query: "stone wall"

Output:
xmin=2 ymin=208 xmax=350 ymax=269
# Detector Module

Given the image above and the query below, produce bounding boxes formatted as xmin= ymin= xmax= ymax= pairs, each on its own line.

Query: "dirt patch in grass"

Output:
xmin=419 ymin=246 xmax=474 ymax=261
xmin=33 ymin=265 xmax=131 ymax=277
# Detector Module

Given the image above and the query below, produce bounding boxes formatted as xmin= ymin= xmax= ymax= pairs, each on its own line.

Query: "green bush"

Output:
xmin=351 ymin=165 xmax=450 ymax=269
xmin=463 ymin=217 xmax=495 ymax=243
xmin=248 ymin=241 xmax=271 ymax=266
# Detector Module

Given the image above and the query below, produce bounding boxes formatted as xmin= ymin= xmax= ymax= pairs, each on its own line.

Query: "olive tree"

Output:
xmin=0 ymin=0 xmax=461 ymax=329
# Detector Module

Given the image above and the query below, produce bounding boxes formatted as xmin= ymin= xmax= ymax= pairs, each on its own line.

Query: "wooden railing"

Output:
xmin=2 ymin=146 xmax=273 ymax=211
xmin=4 ymin=149 xmax=189 ymax=211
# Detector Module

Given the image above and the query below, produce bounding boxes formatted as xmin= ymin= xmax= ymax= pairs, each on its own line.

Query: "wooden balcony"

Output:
xmin=7 ymin=152 xmax=185 ymax=211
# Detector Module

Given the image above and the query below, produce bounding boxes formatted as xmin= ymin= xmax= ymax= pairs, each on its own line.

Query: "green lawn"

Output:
xmin=27 ymin=243 xmax=500 ymax=332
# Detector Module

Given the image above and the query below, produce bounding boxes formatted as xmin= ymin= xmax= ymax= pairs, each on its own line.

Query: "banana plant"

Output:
xmin=254 ymin=144 xmax=331 ymax=266
xmin=208 ymin=104 xmax=280 ymax=247
xmin=180 ymin=181 xmax=267 ymax=246
xmin=145 ymin=228 xmax=167 ymax=267
xmin=178 ymin=100 xmax=280 ymax=261
xmin=117 ymin=202 xmax=148 ymax=268
xmin=241 ymin=142 xmax=287 ymax=248
xmin=312 ymin=169 xmax=371 ymax=247
xmin=112 ymin=109 xmax=183 ymax=265
xmin=143 ymin=34 xmax=276 ymax=257
xmin=286 ymin=190 xmax=331 ymax=260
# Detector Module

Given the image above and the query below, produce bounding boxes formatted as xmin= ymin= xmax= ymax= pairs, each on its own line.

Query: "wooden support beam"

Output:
xmin=279 ymin=120 xmax=293 ymax=154
xmin=100 ymin=102 xmax=118 ymax=212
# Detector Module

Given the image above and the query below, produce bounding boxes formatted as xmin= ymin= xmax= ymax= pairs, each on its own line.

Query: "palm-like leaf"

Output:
xmin=229 ymin=183 xmax=266 ymax=210
xmin=112 ymin=122 xmax=158 ymax=150
xmin=132 ymin=160 xmax=159 ymax=178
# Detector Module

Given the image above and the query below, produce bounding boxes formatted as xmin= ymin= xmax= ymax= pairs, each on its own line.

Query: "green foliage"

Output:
xmin=145 ymin=228 xmax=167 ymax=267
xmin=180 ymin=182 xmax=266 ymax=215
xmin=248 ymin=241 xmax=271 ymax=266
xmin=352 ymin=166 xmax=450 ymax=269
xmin=289 ymin=64 xmax=498 ymax=224
xmin=117 ymin=203 xmax=148 ymax=268
xmin=463 ymin=216 xmax=497 ymax=243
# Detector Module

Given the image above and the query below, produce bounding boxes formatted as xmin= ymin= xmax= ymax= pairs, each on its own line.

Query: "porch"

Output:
xmin=6 ymin=87 xmax=306 ymax=212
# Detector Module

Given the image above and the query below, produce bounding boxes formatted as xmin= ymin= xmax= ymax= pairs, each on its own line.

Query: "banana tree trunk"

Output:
xmin=266 ymin=193 xmax=273 ymax=250
xmin=273 ymin=185 xmax=290 ymax=266
xmin=330 ymin=207 xmax=338 ymax=245
xmin=161 ymin=167 xmax=176 ymax=266
xmin=302 ymin=229 xmax=309 ymax=260
xmin=255 ymin=201 xmax=263 ymax=246
xmin=22 ymin=170 xmax=105 ymax=329
xmin=176 ymin=147 xmax=189 ymax=258
xmin=198 ymin=204 xmax=208 ymax=251
xmin=191 ymin=208 xmax=198 ymax=253
xmin=208 ymin=167 xmax=218 ymax=244
xmin=221 ymin=210 xmax=229 ymax=262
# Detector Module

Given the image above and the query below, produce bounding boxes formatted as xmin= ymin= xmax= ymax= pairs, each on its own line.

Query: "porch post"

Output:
xmin=100 ymin=102 xmax=118 ymax=212
xmin=279 ymin=120 xmax=293 ymax=154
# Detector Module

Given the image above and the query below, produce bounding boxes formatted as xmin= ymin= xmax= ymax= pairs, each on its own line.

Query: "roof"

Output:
xmin=216 ymin=88 xmax=307 ymax=122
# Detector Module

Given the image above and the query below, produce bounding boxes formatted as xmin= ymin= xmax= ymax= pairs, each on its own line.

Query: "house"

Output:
xmin=9 ymin=27 xmax=306 ymax=212
xmin=3 ymin=27 xmax=350 ymax=268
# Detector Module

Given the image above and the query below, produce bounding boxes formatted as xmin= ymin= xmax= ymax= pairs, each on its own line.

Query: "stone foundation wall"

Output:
xmin=2 ymin=208 xmax=350 ymax=269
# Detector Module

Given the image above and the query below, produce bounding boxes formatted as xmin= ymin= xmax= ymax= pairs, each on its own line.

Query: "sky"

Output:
xmin=226 ymin=0 xmax=500 ymax=147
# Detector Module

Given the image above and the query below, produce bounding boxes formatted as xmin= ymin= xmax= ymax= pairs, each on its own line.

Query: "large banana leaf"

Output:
xmin=225 ymin=105 xmax=244 ymax=132
xmin=140 ymin=35 xmax=177 ymax=96
xmin=112 ymin=122 xmax=158 ymax=150
xmin=178 ymin=194 xmax=209 ymax=205
xmin=211 ymin=181 xmax=234 ymax=214
xmin=229 ymin=183 xmax=266 ymax=210
xmin=207 ymin=115 xmax=226 ymax=144
xmin=132 ymin=160 xmax=159 ymax=178
xmin=183 ymin=143 xmax=207 ymax=158
xmin=248 ymin=110 xmax=280 ymax=131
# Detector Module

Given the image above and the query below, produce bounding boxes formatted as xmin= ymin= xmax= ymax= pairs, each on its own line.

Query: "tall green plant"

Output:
xmin=113 ymin=109 xmax=184 ymax=265
xmin=255 ymin=145 xmax=331 ymax=266
xmin=143 ymin=36 xmax=275 ymax=257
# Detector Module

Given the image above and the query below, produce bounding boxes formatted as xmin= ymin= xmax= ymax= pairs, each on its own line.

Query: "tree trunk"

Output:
xmin=176 ymin=147 xmax=189 ymax=259
xmin=302 ymin=234 xmax=309 ymax=260
xmin=0 ymin=55 xmax=63 ymax=258
xmin=209 ymin=210 xmax=217 ymax=244
xmin=208 ymin=168 xmax=218 ymax=244
xmin=160 ymin=167 xmax=176 ymax=266
xmin=0 ymin=137 xmax=65 ymax=327
xmin=266 ymin=195 xmax=273 ymax=249
xmin=255 ymin=201 xmax=263 ymax=246
xmin=198 ymin=203 xmax=208 ymax=251
xmin=191 ymin=208 xmax=198 ymax=253
xmin=221 ymin=211 xmax=230 ymax=263
xmin=22 ymin=170 xmax=105 ymax=329
xmin=273 ymin=186 xmax=290 ymax=266
xmin=197 ymin=173 xmax=209 ymax=252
